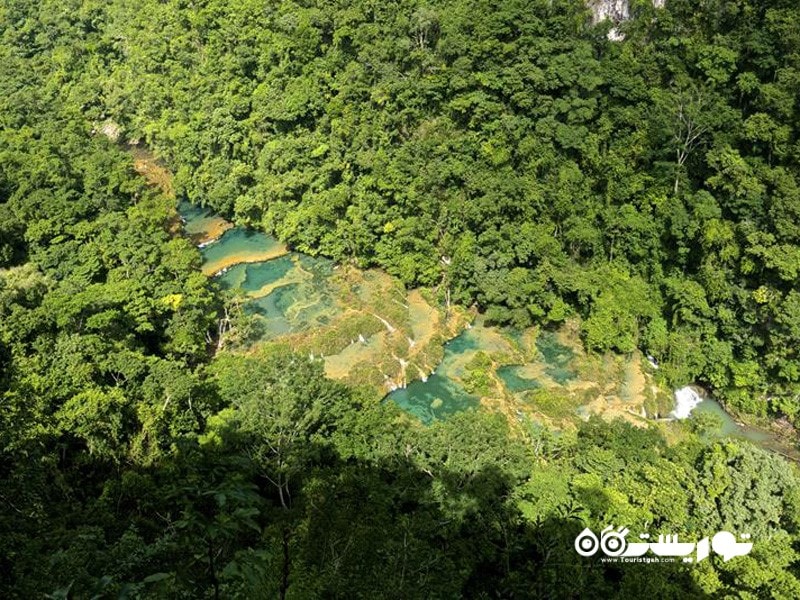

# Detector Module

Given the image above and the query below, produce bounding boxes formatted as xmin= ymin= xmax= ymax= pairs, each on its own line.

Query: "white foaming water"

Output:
xmin=671 ymin=386 xmax=703 ymax=419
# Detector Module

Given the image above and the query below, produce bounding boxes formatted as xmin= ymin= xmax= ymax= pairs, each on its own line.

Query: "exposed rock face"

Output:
xmin=98 ymin=120 xmax=122 ymax=142
xmin=589 ymin=0 xmax=665 ymax=40
xmin=589 ymin=0 xmax=630 ymax=27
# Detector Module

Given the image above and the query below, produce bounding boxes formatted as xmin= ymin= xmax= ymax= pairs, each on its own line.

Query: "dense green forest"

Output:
xmin=2 ymin=0 xmax=800 ymax=597
xmin=5 ymin=0 xmax=796 ymax=417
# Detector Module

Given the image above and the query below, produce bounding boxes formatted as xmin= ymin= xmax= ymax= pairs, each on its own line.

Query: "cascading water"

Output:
xmin=671 ymin=386 xmax=703 ymax=419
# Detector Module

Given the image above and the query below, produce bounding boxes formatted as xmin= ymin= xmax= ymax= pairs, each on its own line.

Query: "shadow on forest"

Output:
xmin=59 ymin=440 xmax=710 ymax=600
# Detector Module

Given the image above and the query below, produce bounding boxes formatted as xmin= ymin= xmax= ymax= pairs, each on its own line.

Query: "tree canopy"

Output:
xmin=2 ymin=0 xmax=800 ymax=597
xmin=8 ymin=0 xmax=790 ymax=416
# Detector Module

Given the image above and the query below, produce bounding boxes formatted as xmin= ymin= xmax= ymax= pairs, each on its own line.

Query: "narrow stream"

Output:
xmin=675 ymin=387 xmax=799 ymax=460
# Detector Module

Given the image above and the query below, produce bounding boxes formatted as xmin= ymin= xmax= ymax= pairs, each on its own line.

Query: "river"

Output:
xmin=180 ymin=201 xmax=799 ymax=457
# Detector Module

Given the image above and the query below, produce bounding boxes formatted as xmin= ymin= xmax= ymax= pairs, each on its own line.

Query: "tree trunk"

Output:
xmin=280 ymin=528 xmax=291 ymax=600
xmin=208 ymin=541 xmax=220 ymax=600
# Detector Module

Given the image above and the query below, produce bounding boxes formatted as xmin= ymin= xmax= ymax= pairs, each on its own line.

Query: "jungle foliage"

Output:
xmin=3 ymin=0 xmax=800 ymax=597
xmin=11 ymin=0 xmax=793 ymax=417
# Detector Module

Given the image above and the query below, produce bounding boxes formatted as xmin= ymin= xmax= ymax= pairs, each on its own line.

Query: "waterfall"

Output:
xmin=671 ymin=386 xmax=703 ymax=419
xmin=371 ymin=313 xmax=396 ymax=333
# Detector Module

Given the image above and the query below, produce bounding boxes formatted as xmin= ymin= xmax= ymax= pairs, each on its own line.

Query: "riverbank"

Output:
xmin=685 ymin=388 xmax=800 ymax=461
xmin=180 ymin=200 xmax=473 ymax=395
xmin=113 ymin=142 xmax=676 ymax=428
xmin=120 ymin=143 xmax=799 ymax=459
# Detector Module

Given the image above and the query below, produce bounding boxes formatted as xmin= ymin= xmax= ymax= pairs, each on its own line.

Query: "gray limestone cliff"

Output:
xmin=589 ymin=0 xmax=665 ymax=40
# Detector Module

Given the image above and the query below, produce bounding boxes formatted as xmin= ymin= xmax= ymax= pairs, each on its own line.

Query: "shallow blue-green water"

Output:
xmin=497 ymin=365 xmax=541 ymax=392
xmin=179 ymin=203 xmax=800 ymax=451
xmin=691 ymin=399 xmax=770 ymax=443
xmin=179 ymin=201 xmax=220 ymax=238
xmin=387 ymin=374 xmax=479 ymax=425
xmin=384 ymin=328 xmax=488 ymax=421
xmin=217 ymin=257 xmax=295 ymax=292
xmin=202 ymin=228 xmax=283 ymax=268
xmin=535 ymin=332 xmax=576 ymax=384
